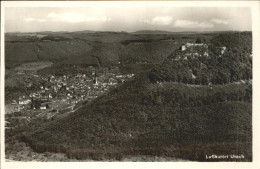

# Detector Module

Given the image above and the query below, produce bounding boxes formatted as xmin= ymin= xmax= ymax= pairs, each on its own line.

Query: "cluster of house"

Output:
xmin=180 ymin=42 xmax=208 ymax=51
xmin=12 ymin=96 xmax=48 ymax=111
xmin=172 ymin=42 xmax=227 ymax=60
xmin=12 ymin=71 xmax=134 ymax=111
xmin=179 ymin=42 xmax=209 ymax=59
xmin=218 ymin=46 xmax=227 ymax=55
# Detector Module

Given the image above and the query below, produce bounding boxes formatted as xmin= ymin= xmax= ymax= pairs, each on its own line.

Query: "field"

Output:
xmin=14 ymin=62 xmax=53 ymax=71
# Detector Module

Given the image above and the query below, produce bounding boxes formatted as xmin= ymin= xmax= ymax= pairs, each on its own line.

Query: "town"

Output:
xmin=5 ymin=67 xmax=134 ymax=130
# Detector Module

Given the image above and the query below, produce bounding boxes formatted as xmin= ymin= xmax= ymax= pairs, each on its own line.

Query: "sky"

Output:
xmin=5 ymin=7 xmax=252 ymax=33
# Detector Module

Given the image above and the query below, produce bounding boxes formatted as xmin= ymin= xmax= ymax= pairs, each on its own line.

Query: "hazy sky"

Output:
xmin=5 ymin=7 xmax=251 ymax=32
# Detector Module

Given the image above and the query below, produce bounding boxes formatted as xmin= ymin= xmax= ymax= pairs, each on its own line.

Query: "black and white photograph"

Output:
xmin=1 ymin=1 xmax=260 ymax=168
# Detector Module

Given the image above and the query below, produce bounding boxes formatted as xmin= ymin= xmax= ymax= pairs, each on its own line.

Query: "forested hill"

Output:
xmin=210 ymin=31 xmax=252 ymax=52
xmin=149 ymin=32 xmax=252 ymax=85
xmin=20 ymin=32 xmax=252 ymax=161
xmin=21 ymin=72 xmax=252 ymax=161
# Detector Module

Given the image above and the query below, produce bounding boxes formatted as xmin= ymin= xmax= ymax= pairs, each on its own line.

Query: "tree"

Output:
xmin=201 ymin=73 xmax=210 ymax=85
xmin=195 ymin=37 xmax=203 ymax=44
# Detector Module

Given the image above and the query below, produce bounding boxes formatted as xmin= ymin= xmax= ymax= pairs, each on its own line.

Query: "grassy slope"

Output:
xmin=22 ymin=74 xmax=252 ymax=161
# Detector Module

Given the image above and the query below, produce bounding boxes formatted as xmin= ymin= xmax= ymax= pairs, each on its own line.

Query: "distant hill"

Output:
xmin=5 ymin=38 xmax=93 ymax=69
xmin=133 ymin=30 xmax=175 ymax=34
xmin=5 ymin=31 xmax=187 ymax=70
xmin=132 ymin=30 xmax=215 ymax=35
xmin=72 ymin=30 xmax=96 ymax=34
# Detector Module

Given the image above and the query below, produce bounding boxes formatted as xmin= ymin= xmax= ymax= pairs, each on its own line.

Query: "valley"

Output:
xmin=4 ymin=30 xmax=252 ymax=161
